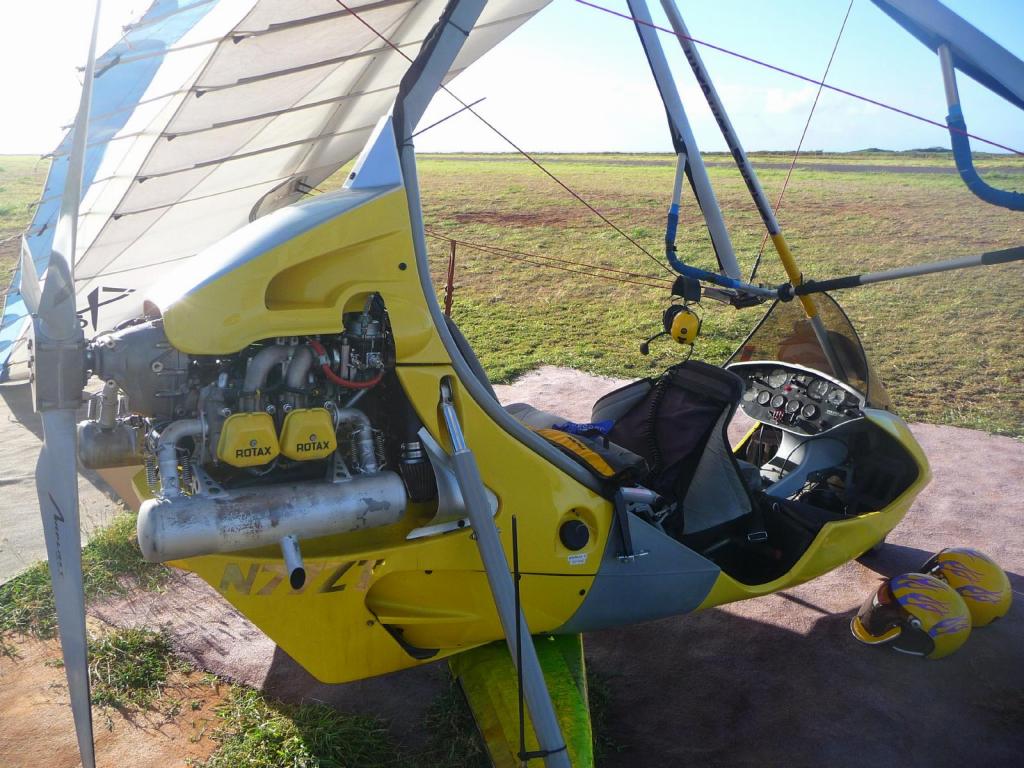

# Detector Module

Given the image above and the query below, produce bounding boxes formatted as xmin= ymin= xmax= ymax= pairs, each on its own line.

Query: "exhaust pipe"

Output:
xmin=137 ymin=472 xmax=407 ymax=563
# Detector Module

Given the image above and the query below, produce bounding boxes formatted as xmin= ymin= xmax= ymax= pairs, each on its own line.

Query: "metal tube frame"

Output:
xmin=658 ymin=0 xmax=847 ymax=378
xmin=439 ymin=379 xmax=570 ymax=767
xmin=625 ymin=0 xmax=742 ymax=280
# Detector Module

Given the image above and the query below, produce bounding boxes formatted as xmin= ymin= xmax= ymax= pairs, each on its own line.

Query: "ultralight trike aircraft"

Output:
xmin=4 ymin=0 xmax=1022 ymax=765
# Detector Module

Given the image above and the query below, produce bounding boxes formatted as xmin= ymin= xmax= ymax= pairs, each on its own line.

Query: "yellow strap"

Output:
xmin=531 ymin=427 xmax=617 ymax=478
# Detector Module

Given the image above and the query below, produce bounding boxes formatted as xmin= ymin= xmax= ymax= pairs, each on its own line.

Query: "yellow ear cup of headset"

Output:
xmin=664 ymin=304 xmax=701 ymax=345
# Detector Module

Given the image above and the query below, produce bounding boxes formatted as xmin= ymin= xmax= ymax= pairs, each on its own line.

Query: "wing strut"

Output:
xmin=872 ymin=0 xmax=1024 ymax=211
xmin=624 ymin=0 xmax=741 ymax=280
xmin=439 ymin=381 xmax=570 ymax=767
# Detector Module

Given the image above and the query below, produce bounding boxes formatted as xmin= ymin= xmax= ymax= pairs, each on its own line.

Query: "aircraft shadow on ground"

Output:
xmin=258 ymin=563 xmax=1022 ymax=768
xmin=584 ymin=592 xmax=1022 ymax=768
xmin=262 ymin=643 xmax=448 ymax=749
xmin=1 ymin=382 xmax=43 ymax=440
xmin=859 ymin=542 xmax=1023 ymax=593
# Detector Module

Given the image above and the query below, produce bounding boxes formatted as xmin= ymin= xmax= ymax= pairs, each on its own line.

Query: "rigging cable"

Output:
xmin=749 ymin=0 xmax=855 ymax=282
xmin=333 ymin=0 xmax=673 ymax=277
xmin=574 ymin=0 xmax=1022 ymax=156
xmin=424 ymin=230 xmax=673 ymax=290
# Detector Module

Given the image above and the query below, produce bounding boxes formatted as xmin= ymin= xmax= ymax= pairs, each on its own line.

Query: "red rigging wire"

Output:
xmin=332 ymin=0 xmax=672 ymax=276
xmin=750 ymin=0 xmax=856 ymax=281
xmin=574 ymin=0 xmax=1023 ymax=156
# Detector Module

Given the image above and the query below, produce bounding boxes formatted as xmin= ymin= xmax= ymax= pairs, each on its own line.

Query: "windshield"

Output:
xmin=728 ymin=293 xmax=891 ymax=409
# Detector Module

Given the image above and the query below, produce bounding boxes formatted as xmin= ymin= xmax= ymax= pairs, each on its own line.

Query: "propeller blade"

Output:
xmin=36 ymin=410 xmax=95 ymax=768
xmin=31 ymin=4 xmax=103 ymax=768
xmin=38 ymin=0 xmax=101 ymax=341
xmin=18 ymin=237 xmax=42 ymax=315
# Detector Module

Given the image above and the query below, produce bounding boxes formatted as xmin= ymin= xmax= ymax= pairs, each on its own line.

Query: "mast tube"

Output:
xmin=625 ymin=0 xmax=742 ymax=279
xmin=660 ymin=0 xmax=845 ymax=376
xmin=659 ymin=0 xmax=822 ymax=319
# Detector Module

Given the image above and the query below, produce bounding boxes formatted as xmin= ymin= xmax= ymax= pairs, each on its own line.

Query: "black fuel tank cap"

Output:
xmin=559 ymin=519 xmax=590 ymax=551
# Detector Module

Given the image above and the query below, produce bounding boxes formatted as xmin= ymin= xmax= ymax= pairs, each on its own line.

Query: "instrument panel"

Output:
xmin=726 ymin=361 xmax=865 ymax=436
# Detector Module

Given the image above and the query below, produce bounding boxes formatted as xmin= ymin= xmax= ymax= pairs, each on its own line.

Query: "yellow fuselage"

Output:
xmin=139 ymin=183 xmax=928 ymax=684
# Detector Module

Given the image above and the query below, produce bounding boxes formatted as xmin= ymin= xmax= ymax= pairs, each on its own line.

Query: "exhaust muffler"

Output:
xmin=137 ymin=472 xmax=407 ymax=564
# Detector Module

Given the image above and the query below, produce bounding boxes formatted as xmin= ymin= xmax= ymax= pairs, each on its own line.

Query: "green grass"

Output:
xmin=2 ymin=151 xmax=1021 ymax=436
xmin=198 ymin=662 xmax=620 ymax=768
xmin=0 ymin=156 xmax=46 ymax=233
xmin=414 ymin=152 xmax=1024 ymax=436
xmin=0 ymin=512 xmax=167 ymax=638
xmin=199 ymin=688 xmax=404 ymax=768
xmin=89 ymin=627 xmax=177 ymax=710
xmin=0 ymin=155 xmax=49 ymax=286
xmin=416 ymin=673 xmax=490 ymax=768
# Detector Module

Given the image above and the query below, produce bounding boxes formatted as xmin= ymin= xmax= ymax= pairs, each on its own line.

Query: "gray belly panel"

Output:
xmin=556 ymin=513 xmax=721 ymax=634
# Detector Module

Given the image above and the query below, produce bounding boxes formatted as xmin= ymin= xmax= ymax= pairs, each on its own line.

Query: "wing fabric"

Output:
xmin=2 ymin=0 xmax=550 ymax=379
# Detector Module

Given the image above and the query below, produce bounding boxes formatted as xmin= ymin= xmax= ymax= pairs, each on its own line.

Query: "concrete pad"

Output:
xmin=0 ymin=385 xmax=123 ymax=582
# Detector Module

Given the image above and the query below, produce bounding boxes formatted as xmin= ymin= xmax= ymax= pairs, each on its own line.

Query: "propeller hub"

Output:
xmin=28 ymin=320 xmax=87 ymax=413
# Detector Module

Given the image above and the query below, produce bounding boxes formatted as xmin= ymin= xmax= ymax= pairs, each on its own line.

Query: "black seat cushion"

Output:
xmin=607 ymin=360 xmax=744 ymax=500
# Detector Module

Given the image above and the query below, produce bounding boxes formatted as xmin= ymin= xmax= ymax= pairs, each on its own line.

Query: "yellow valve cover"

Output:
xmin=279 ymin=408 xmax=338 ymax=461
xmin=217 ymin=412 xmax=281 ymax=467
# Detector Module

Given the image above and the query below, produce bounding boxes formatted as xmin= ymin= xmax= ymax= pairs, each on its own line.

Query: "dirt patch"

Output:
xmin=90 ymin=571 xmax=448 ymax=751
xmin=0 ymin=237 xmax=19 ymax=285
xmin=493 ymin=365 xmax=627 ymax=422
xmin=0 ymin=636 xmax=226 ymax=768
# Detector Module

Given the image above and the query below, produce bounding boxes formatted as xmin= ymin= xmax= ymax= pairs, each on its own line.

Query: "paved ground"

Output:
xmin=0 ymin=385 xmax=122 ymax=582
xmin=4 ymin=367 xmax=1021 ymax=765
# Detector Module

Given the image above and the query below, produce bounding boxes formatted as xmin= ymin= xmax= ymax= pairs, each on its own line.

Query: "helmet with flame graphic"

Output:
xmin=851 ymin=573 xmax=971 ymax=659
xmin=922 ymin=548 xmax=1012 ymax=627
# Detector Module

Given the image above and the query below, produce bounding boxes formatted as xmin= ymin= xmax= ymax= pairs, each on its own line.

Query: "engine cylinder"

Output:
xmin=137 ymin=472 xmax=407 ymax=563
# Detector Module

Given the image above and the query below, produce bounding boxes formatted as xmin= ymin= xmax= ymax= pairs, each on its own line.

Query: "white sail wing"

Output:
xmin=2 ymin=0 xmax=549 ymax=379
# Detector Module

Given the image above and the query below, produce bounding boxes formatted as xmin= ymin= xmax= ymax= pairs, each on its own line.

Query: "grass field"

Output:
xmin=415 ymin=151 xmax=1024 ymax=436
xmin=1 ymin=151 xmax=1022 ymax=434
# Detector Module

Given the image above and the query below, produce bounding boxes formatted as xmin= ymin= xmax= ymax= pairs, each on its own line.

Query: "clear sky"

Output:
xmin=1 ymin=0 xmax=1022 ymax=155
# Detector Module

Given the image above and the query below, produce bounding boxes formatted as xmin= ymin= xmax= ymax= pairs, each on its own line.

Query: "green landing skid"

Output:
xmin=449 ymin=634 xmax=594 ymax=768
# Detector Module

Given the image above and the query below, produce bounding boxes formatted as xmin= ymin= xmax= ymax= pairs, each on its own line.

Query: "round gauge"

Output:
xmin=801 ymin=403 xmax=819 ymax=420
xmin=808 ymin=380 xmax=830 ymax=399
xmin=770 ymin=394 xmax=786 ymax=409
xmin=785 ymin=399 xmax=802 ymax=414
xmin=768 ymin=369 xmax=789 ymax=388
xmin=827 ymin=388 xmax=846 ymax=407
xmin=756 ymin=390 xmax=772 ymax=406
xmin=743 ymin=387 xmax=756 ymax=402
